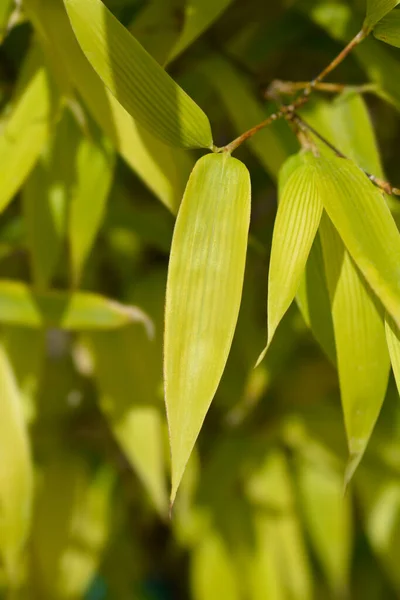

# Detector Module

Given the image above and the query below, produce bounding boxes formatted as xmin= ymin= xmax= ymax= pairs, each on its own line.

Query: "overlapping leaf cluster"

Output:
xmin=1 ymin=0 xmax=400 ymax=597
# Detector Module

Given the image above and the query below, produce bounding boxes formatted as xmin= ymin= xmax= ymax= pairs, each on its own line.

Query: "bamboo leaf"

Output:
xmin=31 ymin=455 xmax=113 ymax=598
xmin=0 ymin=0 xmax=13 ymax=43
xmin=25 ymin=0 xmax=193 ymax=213
xmin=304 ymin=154 xmax=400 ymax=331
xmin=296 ymin=235 xmax=336 ymax=364
xmin=364 ymin=0 xmax=400 ymax=32
xmin=0 ymin=344 xmax=33 ymax=580
xmin=23 ymin=110 xmax=78 ymax=290
xmin=89 ymin=326 xmax=168 ymax=517
xmin=320 ymin=215 xmax=390 ymax=480
xmin=0 ymin=61 xmax=54 ymax=215
xmin=295 ymin=456 xmax=352 ymax=595
xmin=259 ymin=153 xmax=323 ymax=362
xmin=385 ymin=315 xmax=400 ymax=395
xmin=373 ymin=8 xmax=400 ymax=46
xmin=165 ymin=153 xmax=251 ymax=503
xmin=0 ymin=280 xmax=152 ymax=331
xmin=191 ymin=530 xmax=240 ymax=600
xmin=167 ymin=0 xmax=234 ymax=64
xmin=63 ymin=0 xmax=213 ymax=149
xmin=69 ymin=128 xmax=115 ymax=285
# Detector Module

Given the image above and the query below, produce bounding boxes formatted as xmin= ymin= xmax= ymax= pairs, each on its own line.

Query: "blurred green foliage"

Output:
xmin=1 ymin=0 xmax=400 ymax=598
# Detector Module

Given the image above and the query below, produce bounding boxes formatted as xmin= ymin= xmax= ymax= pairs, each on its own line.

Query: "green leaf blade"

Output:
xmin=266 ymin=155 xmax=323 ymax=351
xmin=63 ymin=0 xmax=213 ymax=149
xmin=373 ymin=9 xmax=400 ymax=46
xmin=308 ymin=155 xmax=400 ymax=331
xmin=0 ymin=280 xmax=152 ymax=331
xmin=364 ymin=0 xmax=400 ymax=32
xmin=165 ymin=153 xmax=251 ymax=503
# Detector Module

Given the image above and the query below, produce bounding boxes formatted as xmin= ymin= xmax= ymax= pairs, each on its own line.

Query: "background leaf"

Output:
xmin=63 ymin=0 xmax=213 ymax=148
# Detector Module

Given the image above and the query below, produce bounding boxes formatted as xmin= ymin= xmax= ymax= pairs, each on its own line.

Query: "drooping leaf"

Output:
xmin=357 ymin=466 xmax=400 ymax=593
xmin=31 ymin=455 xmax=114 ymax=598
xmin=88 ymin=324 xmax=168 ymax=517
xmin=190 ymin=529 xmax=240 ymax=600
xmin=304 ymin=154 xmax=400 ymax=331
xmin=0 ymin=343 xmax=33 ymax=581
xmin=63 ymin=0 xmax=213 ymax=149
xmin=2 ymin=327 xmax=46 ymax=424
xmin=165 ymin=153 xmax=251 ymax=503
xmin=69 ymin=127 xmax=115 ymax=285
xmin=23 ymin=110 xmax=78 ymax=290
xmin=0 ymin=59 xmax=54 ymax=215
xmin=246 ymin=449 xmax=312 ymax=600
xmin=373 ymin=8 xmax=400 ymax=46
xmin=260 ymin=152 xmax=323 ymax=361
xmin=385 ymin=315 xmax=400 ymax=396
xmin=319 ymin=216 xmax=390 ymax=480
xmin=167 ymin=0 xmax=234 ymax=64
xmin=296 ymin=235 xmax=336 ymax=363
xmin=364 ymin=0 xmax=400 ymax=32
xmin=25 ymin=0 xmax=193 ymax=213
xmin=303 ymin=96 xmax=391 ymax=478
xmin=295 ymin=456 xmax=352 ymax=595
xmin=0 ymin=280 xmax=152 ymax=332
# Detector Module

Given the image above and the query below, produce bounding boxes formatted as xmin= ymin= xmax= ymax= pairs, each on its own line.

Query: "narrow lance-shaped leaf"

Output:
xmin=0 ymin=344 xmax=33 ymax=580
xmin=23 ymin=110 xmax=78 ymax=290
xmin=319 ymin=215 xmax=389 ymax=484
xmin=167 ymin=0 xmax=234 ymax=64
xmin=257 ymin=153 xmax=323 ymax=364
xmin=0 ymin=60 xmax=54 ymax=215
xmin=373 ymin=9 xmax=400 ymax=46
xmin=0 ymin=280 xmax=153 ymax=332
xmin=305 ymin=154 xmax=400 ymax=331
xmin=295 ymin=456 xmax=352 ymax=596
xmin=165 ymin=153 xmax=251 ymax=504
xmin=88 ymin=326 xmax=168 ymax=517
xmin=385 ymin=316 xmax=400 ymax=396
xmin=69 ymin=128 xmax=115 ymax=285
xmin=25 ymin=0 xmax=193 ymax=213
xmin=63 ymin=0 xmax=213 ymax=149
xmin=364 ymin=0 xmax=400 ymax=32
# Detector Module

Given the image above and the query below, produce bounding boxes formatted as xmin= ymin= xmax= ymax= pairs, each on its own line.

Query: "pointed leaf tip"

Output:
xmin=165 ymin=153 xmax=251 ymax=501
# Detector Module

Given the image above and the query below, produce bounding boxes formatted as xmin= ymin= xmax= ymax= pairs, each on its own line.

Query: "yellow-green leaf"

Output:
xmin=364 ymin=0 xmax=400 ymax=32
xmin=385 ymin=315 xmax=400 ymax=395
xmin=373 ymin=8 xmax=400 ymax=46
xmin=0 ymin=0 xmax=13 ymax=43
xmin=295 ymin=456 xmax=352 ymax=595
xmin=63 ymin=0 xmax=213 ymax=149
xmin=259 ymin=153 xmax=323 ymax=362
xmin=89 ymin=326 xmax=168 ymax=517
xmin=0 ymin=61 xmax=54 ymax=215
xmin=305 ymin=154 xmax=400 ymax=331
xmin=296 ymin=235 xmax=336 ymax=363
xmin=69 ymin=129 xmax=115 ymax=285
xmin=191 ymin=530 xmax=240 ymax=600
xmin=320 ymin=215 xmax=390 ymax=479
xmin=23 ymin=110 xmax=78 ymax=290
xmin=0 ymin=280 xmax=152 ymax=331
xmin=0 ymin=343 xmax=33 ymax=580
xmin=31 ymin=455 xmax=113 ymax=598
xmin=165 ymin=153 xmax=251 ymax=503
xmin=167 ymin=0 xmax=234 ymax=63
xmin=25 ymin=0 xmax=193 ymax=213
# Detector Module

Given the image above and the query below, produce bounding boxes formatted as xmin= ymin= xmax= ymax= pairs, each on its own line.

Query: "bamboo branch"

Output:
xmin=293 ymin=113 xmax=400 ymax=196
